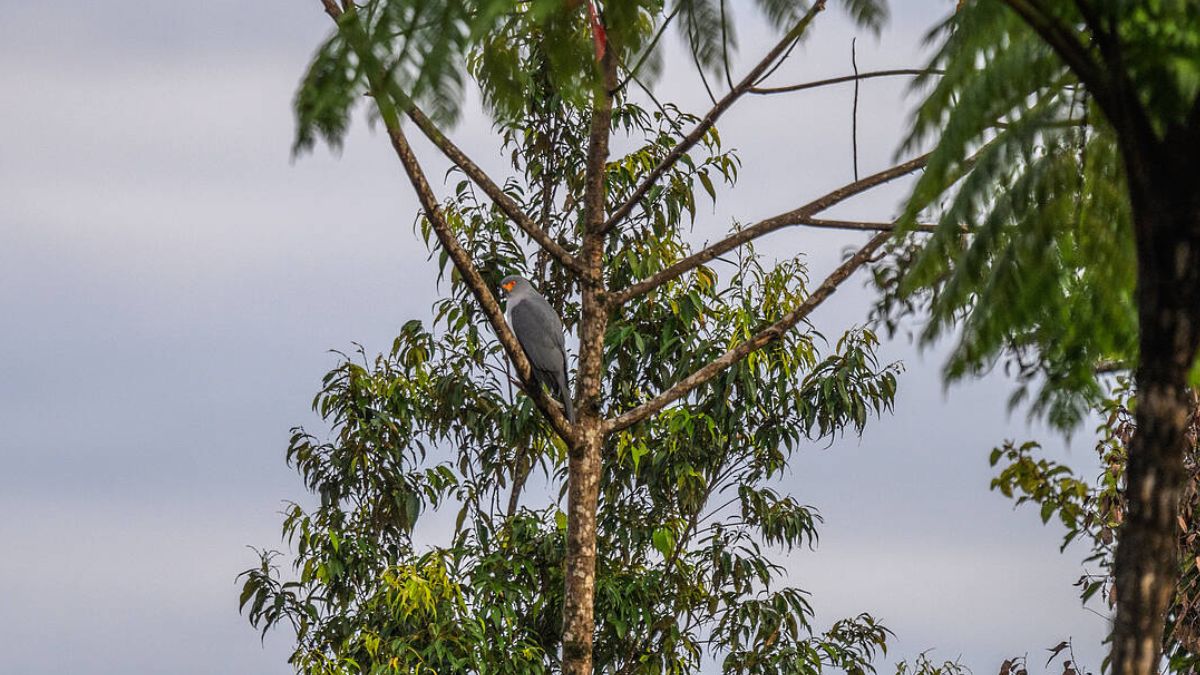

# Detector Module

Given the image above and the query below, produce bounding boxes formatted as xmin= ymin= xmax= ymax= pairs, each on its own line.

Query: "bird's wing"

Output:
xmin=509 ymin=297 xmax=566 ymax=376
xmin=528 ymin=292 xmax=565 ymax=346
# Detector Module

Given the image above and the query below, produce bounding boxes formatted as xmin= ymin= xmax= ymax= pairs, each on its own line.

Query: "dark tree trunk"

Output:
xmin=1112 ymin=144 xmax=1200 ymax=675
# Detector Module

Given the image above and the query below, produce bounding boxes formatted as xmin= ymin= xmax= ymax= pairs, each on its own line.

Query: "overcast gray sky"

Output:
xmin=0 ymin=2 xmax=1108 ymax=673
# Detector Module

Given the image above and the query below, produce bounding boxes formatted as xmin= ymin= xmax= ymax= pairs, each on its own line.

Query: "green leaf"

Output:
xmin=652 ymin=527 xmax=676 ymax=558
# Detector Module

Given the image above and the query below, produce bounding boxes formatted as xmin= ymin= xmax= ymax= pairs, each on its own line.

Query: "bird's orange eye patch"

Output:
xmin=503 ymin=281 xmax=516 ymax=292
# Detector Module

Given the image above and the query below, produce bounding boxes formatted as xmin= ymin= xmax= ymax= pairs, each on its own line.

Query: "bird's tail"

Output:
xmin=557 ymin=372 xmax=576 ymax=423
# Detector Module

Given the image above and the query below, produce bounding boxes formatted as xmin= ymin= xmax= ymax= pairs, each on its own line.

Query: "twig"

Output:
xmin=720 ymin=0 xmax=734 ymax=91
xmin=686 ymin=8 xmax=718 ymax=105
xmin=751 ymin=68 xmax=938 ymax=95
xmin=851 ymin=38 xmax=860 ymax=181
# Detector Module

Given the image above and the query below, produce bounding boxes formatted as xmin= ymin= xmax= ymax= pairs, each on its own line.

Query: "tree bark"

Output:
xmin=561 ymin=48 xmax=617 ymax=675
xmin=1112 ymin=146 xmax=1200 ymax=675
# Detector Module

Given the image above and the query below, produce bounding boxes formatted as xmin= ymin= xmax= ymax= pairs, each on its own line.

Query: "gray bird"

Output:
xmin=499 ymin=275 xmax=575 ymax=423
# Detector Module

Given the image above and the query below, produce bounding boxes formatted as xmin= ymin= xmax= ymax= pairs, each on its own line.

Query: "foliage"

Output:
xmin=292 ymin=0 xmax=888 ymax=150
xmin=245 ymin=59 xmax=904 ymax=670
xmin=875 ymin=1 xmax=1200 ymax=430
xmin=988 ymin=381 xmax=1200 ymax=673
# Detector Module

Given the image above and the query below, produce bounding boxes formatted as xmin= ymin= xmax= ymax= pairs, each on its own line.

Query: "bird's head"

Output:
xmin=499 ymin=274 xmax=527 ymax=295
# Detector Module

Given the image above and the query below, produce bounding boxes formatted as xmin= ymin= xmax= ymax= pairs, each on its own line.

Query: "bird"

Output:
xmin=499 ymin=275 xmax=575 ymax=423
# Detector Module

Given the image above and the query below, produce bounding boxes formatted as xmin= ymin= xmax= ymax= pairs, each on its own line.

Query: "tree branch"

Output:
xmin=321 ymin=1 xmax=574 ymax=440
xmin=1008 ymin=0 xmax=1156 ymax=153
xmin=851 ymin=39 xmax=860 ymax=181
xmin=384 ymin=122 xmax=575 ymax=440
xmin=1070 ymin=0 xmax=1117 ymax=69
xmin=320 ymin=0 xmax=342 ymax=21
xmin=609 ymin=153 xmax=928 ymax=304
xmin=384 ymin=124 xmax=571 ymax=437
xmin=404 ymin=106 xmax=590 ymax=279
xmin=802 ymin=218 xmax=936 ymax=232
xmin=601 ymin=1 xmax=827 ymax=234
xmin=1000 ymin=0 xmax=1112 ymax=109
xmin=750 ymin=69 xmax=939 ymax=95
xmin=605 ymin=231 xmax=890 ymax=433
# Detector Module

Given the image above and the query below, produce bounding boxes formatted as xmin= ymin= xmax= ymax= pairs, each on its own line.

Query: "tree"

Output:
xmin=989 ymin=384 xmax=1200 ymax=673
xmin=880 ymin=3 xmax=1200 ymax=675
xmin=240 ymin=1 xmax=933 ymax=673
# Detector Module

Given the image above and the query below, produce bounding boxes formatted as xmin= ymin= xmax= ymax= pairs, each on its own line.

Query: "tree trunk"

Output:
xmin=561 ymin=48 xmax=616 ymax=675
xmin=1111 ymin=146 xmax=1200 ymax=675
xmin=560 ymin=235 xmax=610 ymax=673
xmin=561 ymin=415 xmax=604 ymax=672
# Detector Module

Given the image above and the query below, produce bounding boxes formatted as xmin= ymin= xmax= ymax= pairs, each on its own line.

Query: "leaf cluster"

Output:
xmin=988 ymin=382 xmax=1200 ymax=673
xmin=292 ymin=0 xmax=890 ymax=153
xmin=876 ymin=1 xmax=1146 ymax=430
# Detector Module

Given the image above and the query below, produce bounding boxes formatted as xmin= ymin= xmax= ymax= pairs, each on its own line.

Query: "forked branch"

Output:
xmin=605 ymin=230 xmax=890 ymax=433
xmin=405 ymin=106 xmax=590 ymax=279
xmin=601 ymin=1 xmax=828 ymax=233
xmin=610 ymin=153 xmax=929 ymax=304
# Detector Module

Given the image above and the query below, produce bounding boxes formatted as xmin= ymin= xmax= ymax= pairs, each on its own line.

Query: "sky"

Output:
xmin=0 ymin=2 xmax=1108 ymax=673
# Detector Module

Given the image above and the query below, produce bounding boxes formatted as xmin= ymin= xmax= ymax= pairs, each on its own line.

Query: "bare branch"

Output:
xmin=610 ymin=153 xmax=928 ymax=304
xmin=605 ymin=231 xmax=890 ymax=434
xmin=851 ymin=39 xmax=860 ymax=181
xmin=404 ymin=106 xmax=590 ymax=278
xmin=802 ymin=218 xmax=937 ymax=232
xmin=602 ymin=1 xmax=828 ymax=234
xmin=750 ymin=69 xmax=937 ymax=95
xmin=320 ymin=0 xmax=342 ymax=20
xmin=685 ymin=7 xmax=718 ymax=105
